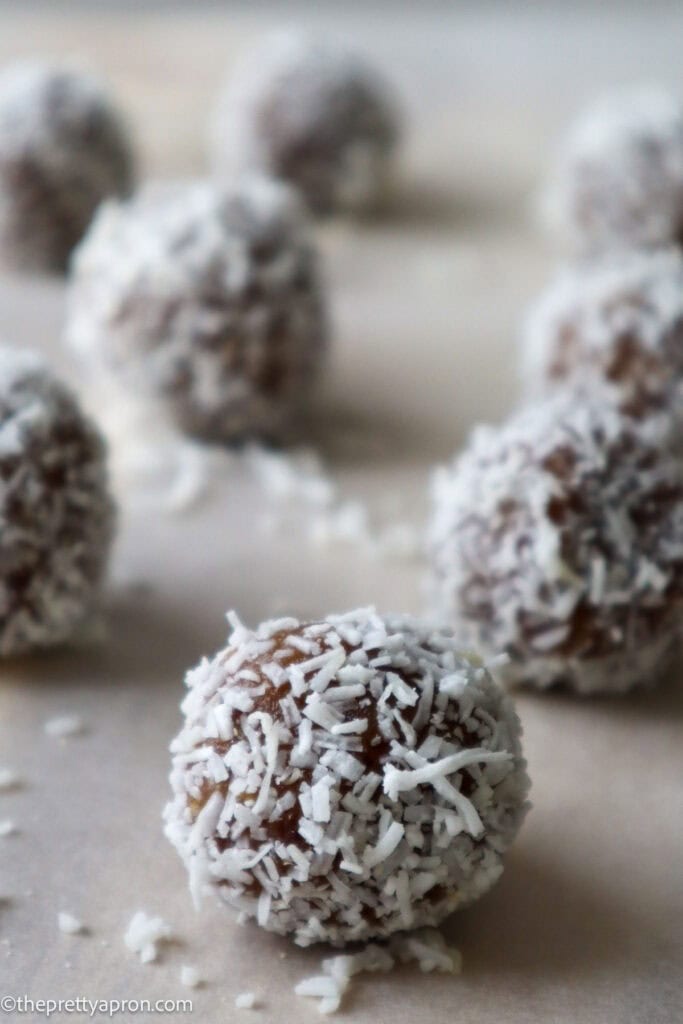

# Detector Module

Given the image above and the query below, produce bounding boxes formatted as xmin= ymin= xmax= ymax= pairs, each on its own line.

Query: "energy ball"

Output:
xmin=543 ymin=88 xmax=683 ymax=253
xmin=0 ymin=347 xmax=115 ymax=656
xmin=66 ymin=177 xmax=327 ymax=444
xmin=163 ymin=608 xmax=529 ymax=947
xmin=0 ymin=62 xmax=134 ymax=273
xmin=521 ymin=247 xmax=683 ymax=419
xmin=428 ymin=394 xmax=683 ymax=695
xmin=212 ymin=33 xmax=401 ymax=216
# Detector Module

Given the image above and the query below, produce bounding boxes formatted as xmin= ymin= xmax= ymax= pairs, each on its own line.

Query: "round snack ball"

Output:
xmin=428 ymin=393 xmax=683 ymax=695
xmin=521 ymin=247 xmax=683 ymax=419
xmin=211 ymin=33 xmax=401 ymax=216
xmin=0 ymin=62 xmax=134 ymax=273
xmin=543 ymin=87 xmax=683 ymax=253
xmin=0 ymin=346 xmax=115 ymax=656
xmin=163 ymin=607 xmax=529 ymax=947
xmin=66 ymin=177 xmax=327 ymax=444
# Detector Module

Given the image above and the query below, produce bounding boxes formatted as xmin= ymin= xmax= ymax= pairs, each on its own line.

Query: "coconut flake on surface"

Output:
xmin=44 ymin=715 xmax=86 ymax=738
xmin=0 ymin=768 xmax=21 ymax=792
xmin=0 ymin=819 xmax=17 ymax=837
xmin=180 ymin=964 xmax=203 ymax=988
xmin=295 ymin=928 xmax=461 ymax=1014
xmin=123 ymin=911 xmax=174 ymax=964
xmin=235 ymin=992 xmax=258 ymax=1010
xmin=58 ymin=912 xmax=85 ymax=935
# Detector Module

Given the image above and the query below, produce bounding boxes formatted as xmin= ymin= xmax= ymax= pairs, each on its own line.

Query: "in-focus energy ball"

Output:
xmin=211 ymin=33 xmax=401 ymax=217
xmin=65 ymin=177 xmax=328 ymax=444
xmin=0 ymin=347 xmax=115 ymax=656
xmin=163 ymin=608 xmax=530 ymax=947
xmin=520 ymin=247 xmax=683 ymax=418
xmin=428 ymin=393 xmax=683 ymax=695
xmin=542 ymin=87 xmax=683 ymax=253
xmin=0 ymin=62 xmax=134 ymax=273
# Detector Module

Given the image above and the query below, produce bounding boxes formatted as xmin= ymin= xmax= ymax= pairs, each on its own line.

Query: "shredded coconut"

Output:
xmin=235 ymin=992 xmax=257 ymax=1010
xmin=428 ymin=390 xmax=683 ymax=693
xmin=0 ymin=769 xmax=21 ymax=792
xmin=542 ymin=86 xmax=683 ymax=252
xmin=295 ymin=927 xmax=461 ymax=1014
xmin=123 ymin=911 xmax=173 ymax=964
xmin=164 ymin=608 xmax=529 ymax=946
xmin=44 ymin=715 xmax=86 ymax=739
xmin=211 ymin=31 xmax=400 ymax=216
xmin=180 ymin=965 xmax=202 ymax=988
xmin=0 ymin=819 xmax=17 ymax=837
xmin=58 ymin=913 xmax=85 ymax=935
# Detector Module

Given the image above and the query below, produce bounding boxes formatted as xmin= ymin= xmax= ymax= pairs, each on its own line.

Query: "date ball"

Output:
xmin=521 ymin=248 xmax=683 ymax=419
xmin=163 ymin=608 xmax=530 ymax=947
xmin=211 ymin=33 xmax=401 ymax=216
xmin=0 ymin=62 xmax=134 ymax=273
xmin=0 ymin=346 xmax=115 ymax=656
xmin=428 ymin=394 xmax=683 ymax=695
xmin=543 ymin=88 xmax=683 ymax=253
xmin=66 ymin=177 xmax=327 ymax=444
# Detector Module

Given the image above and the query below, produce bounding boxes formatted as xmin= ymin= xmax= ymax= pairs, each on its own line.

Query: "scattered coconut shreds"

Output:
xmin=0 ymin=768 xmax=21 ymax=792
xmin=0 ymin=819 xmax=17 ymax=837
xmin=58 ymin=912 xmax=85 ymax=935
xmin=235 ymin=992 xmax=258 ymax=1010
xmin=124 ymin=911 xmax=174 ymax=964
xmin=246 ymin=445 xmax=420 ymax=563
xmin=180 ymin=965 xmax=202 ymax=988
xmin=295 ymin=928 xmax=461 ymax=1014
xmin=44 ymin=715 xmax=86 ymax=738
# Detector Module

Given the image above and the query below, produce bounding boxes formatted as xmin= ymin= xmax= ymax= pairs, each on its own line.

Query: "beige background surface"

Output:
xmin=0 ymin=4 xmax=682 ymax=1023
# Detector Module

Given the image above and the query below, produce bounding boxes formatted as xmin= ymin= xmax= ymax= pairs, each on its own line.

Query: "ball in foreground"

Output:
xmin=543 ymin=87 xmax=683 ymax=253
xmin=212 ymin=33 xmax=401 ymax=216
xmin=66 ymin=177 xmax=327 ymax=444
xmin=0 ymin=347 xmax=115 ymax=656
xmin=521 ymin=248 xmax=683 ymax=419
xmin=0 ymin=62 xmax=134 ymax=273
xmin=429 ymin=394 xmax=683 ymax=694
xmin=163 ymin=608 xmax=529 ymax=947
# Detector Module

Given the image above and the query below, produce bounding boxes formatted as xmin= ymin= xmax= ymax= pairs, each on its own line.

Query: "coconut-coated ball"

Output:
xmin=428 ymin=394 xmax=683 ymax=695
xmin=211 ymin=33 xmax=401 ymax=216
xmin=163 ymin=608 xmax=529 ymax=947
xmin=0 ymin=347 xmax=115 ymax=656
xmin=0 ymin=62 xmax=134 ymax=273
xmin=65 ymin=177 xmax=328 ymax=444
xmin=521 ymin=248 xmax=683 ymax=419
xmin=543 ymin=87 xmax=683 ymax=253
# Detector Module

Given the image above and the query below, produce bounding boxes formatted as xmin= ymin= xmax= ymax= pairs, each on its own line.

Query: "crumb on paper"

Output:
xmin=235 ymin=992 xmax=258 ymax=1010
xmin=124 ymin=911 xmax=174 ymax=964
xmin=58 ymin=912 xmax=86 ymax=935
xmin=44 ymin=715 xmax=86 ymax=738
xmin=180 ymin=965 xmax=202 ymax=988
xmin=0 ymin=768 xmax=21 ymax=791
xmin=295 ymin=928 xmax=461 ymax=1014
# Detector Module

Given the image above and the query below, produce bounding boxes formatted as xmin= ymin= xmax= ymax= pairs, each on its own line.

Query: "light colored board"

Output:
xmin=0 ymin=5 xmax=682 ymax=1024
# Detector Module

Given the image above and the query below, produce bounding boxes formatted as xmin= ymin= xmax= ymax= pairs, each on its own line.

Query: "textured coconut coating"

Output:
xmin=543 ymin=87 xmax=683 ymax=253
xmin=428 ymin=395 xmax=683 ymax=694
xmin=0 ymin=347 xmax=115 ymax=656
xmin=0 ymin=62 xmax=134 ymax=273
xmin=211 ymin=33 xmax=401 ymax=216
xmin=521 ymin=248 xmax=683 ymax=419
xmin=163 ymin=608 xmax=529 ymax=947
xmin=66 ymin=177 xmax=327 ymax=444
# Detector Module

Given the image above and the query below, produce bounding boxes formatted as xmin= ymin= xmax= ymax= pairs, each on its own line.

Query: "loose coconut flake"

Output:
xmin=58 ymin=912 xmax=85 ymax=935
xmin=295 ymin=927 xmax=461 ymax=1014
xmin=44 ymin=715 xmax=86 ymax=739
xmin=124 ymin=911 xmax=174 ymax=964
